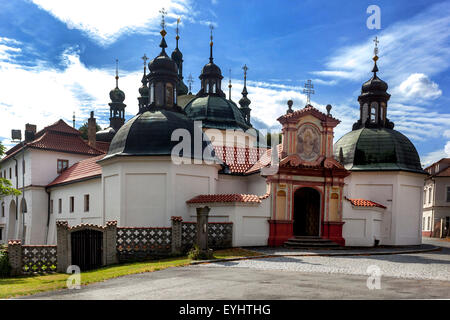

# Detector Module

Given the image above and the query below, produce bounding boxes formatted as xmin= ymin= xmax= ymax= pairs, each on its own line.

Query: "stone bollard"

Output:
xmin=196 ymin=206 xmax=210 ymax=253
xmin=56 ymin=220 xmax=69 ymax=273
xmin=8 ymin=240 xmax=22 ymax=276
xmin=105 ymin=221 xmax=118 ymax=265
xmin=171 ymin=216 xmax=183 ymax=255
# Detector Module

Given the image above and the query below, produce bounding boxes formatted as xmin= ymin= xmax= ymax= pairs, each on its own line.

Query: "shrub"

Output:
xmin=0 ymin=250 xmax=11 ymax=277
xmin=187 ymin=245 xmax=213 ymax=260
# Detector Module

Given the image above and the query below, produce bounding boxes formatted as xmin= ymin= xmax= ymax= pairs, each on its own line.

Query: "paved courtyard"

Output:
xmin=21 ymin=238 xmax=450 ymax=300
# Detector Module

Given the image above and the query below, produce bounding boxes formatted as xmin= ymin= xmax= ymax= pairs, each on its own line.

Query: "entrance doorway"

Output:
xmin=293 ymin=187 xmax=321 ymax=236
xmin=71 ymin=229 xmax=103 ymax=271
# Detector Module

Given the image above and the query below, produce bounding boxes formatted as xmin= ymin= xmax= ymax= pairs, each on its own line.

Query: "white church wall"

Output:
xmin=342 ymin=200 xmax=383 ymax=247
xmin=343 ymin=171 xmax=425 ymax=246
xmin=29 ymin=187 xmax=48 ymax=244
xmin=216 ymin=175 xmax=248 ymax=194
xmin=100 ymin=156 xmax=218 ymax=228
xmin=47 ymin=178 xmax=102 ymax=244
xmin=188 ymin=197 xmax=271 ymax=247
xmin=247 ymin=173 xmax=267 ymax=195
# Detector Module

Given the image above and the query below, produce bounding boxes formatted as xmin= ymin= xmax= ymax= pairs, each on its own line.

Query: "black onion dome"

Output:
xmin=171 ymin=47 xmax=183 ymax=62
xmin=148 ymin=49 xmax=178 ymax=77
xmin=109 ymin=87 xmax=125 ymax=103
xmin=201 ymin=62 xmax=223 ymax=78
xmin=334 ymin=128 xmax=426 ymax=174
xmin=139 ymin=83 xmax=149 ymax=96
xmin=184 ymin=95 xmax=251 ymax=131
xmin=106 ymin=109 xmax=216 ymax=161
xmin=96 ymin=127 xmax=116 ymax=142
xmin=360 ymin=63 xmax=389 ymax=97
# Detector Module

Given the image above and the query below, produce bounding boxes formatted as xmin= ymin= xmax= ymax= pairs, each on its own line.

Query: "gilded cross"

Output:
xmin=373 ymin=36 xmax=379 ymax=56
xmin=303 ymin=79 xmax=315 ymax=105
xmin=209 ymin=24 xmax=214 ymax=41
xmin=242 ymin=64 xmax=248 ymax=87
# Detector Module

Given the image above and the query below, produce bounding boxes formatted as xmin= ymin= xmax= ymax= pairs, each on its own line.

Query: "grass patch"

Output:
xmin=213 ymin=248 xmax=261 ymax=259
xmin=0 ymin=247 xmax=259 ymax=299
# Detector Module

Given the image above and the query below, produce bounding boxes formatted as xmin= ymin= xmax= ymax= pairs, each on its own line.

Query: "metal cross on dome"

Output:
xmin=303 ymin=79 xmax=315 ymax=105
xmin=242 ymin=64 xmax=248 ymax=86
xmin=187 ymin=73 xmax=194 ymax=93
xmin=373 ymin=36 xmax=379 ymax=56
xmin=160 ymin=8 xmax=167 ymax=30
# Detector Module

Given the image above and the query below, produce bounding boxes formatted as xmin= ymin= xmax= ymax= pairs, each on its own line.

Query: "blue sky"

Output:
xmin=0 ymin=0 xmax=449 ymax=166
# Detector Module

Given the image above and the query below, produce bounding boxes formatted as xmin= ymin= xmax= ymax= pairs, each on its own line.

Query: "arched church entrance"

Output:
xmin=293 ymin=187 xmax=321 ymax=236
xmin=8 ymin=200 xmax=16 ymax=239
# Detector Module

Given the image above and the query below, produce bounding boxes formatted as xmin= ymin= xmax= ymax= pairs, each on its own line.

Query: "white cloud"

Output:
xmin=392 ymin=73 xmax=442 ymax=102
xmin=421 ymin=141 xmax=450 ymax=167
xmin=30 ymin=0 xmax=195 ymax=46
xmin=443 ymin=130 xmax=450 ymax=138
xmin=0 ymin=38 xmax=142 ymax=147
xmin=313 ymin=2 xmax=450 ymax=86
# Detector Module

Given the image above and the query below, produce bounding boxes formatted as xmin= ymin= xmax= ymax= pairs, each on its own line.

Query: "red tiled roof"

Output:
xmin=89 ymin=140 xmax=110 ymax=154
xmin=277 ymin=105 xmax=340 ymax=124
xmin=187 ymin=193 xmax=269 ymax=204
xmin=436 ymin=167 xmax=450 ymax=177
xmin=246 ymin=144 xmax=283 ymax=174
xmin=345 ymin=197 xmax=386 ymax=209
xmin=2 ymin=120 xmax=104 ymax=161
xmin=213 ymin=146 xmax=267 ymax=174
xmin=47 ymin=155 xmax=104 ymax=187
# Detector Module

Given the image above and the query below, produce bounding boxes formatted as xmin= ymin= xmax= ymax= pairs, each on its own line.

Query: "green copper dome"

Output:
xmin=184 ymin=95 xmax=251 ymax=131
xmin=334 ymin=128 xmax=425 ymax=174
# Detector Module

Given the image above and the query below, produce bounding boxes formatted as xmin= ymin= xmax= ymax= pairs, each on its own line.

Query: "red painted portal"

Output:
xmin=322 ymin=222 xmax=345 ymax=246
xmin=268 ymin=220 xmax=293 ymax=246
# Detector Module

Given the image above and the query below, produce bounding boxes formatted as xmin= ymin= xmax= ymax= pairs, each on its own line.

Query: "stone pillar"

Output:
xmin=56 ymin=221 xmax=69 ymax=272
xmin=8 ymin=240 xmax=22 ymax=276
xmin=105 ymin=221 xmax=118 ymax=265
xmin=171 ymin=216 xmax=183 ymax=255
xmin=196 ymin=206 xmax=210 ymax=251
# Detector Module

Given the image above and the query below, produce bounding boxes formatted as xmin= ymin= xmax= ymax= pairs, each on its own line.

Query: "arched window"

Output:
xmin=155 ymin=82 xmax=164 ymax=106
xmin=276 ymin=190 xmax=287 ymax=220
xmin=150 ymin=83 xmax=155 ymax=103
xmin=370 ymin=102 xmax=378 ymax=123
xmin=20 ymin=198 xmax=27 ymax=213
xmin=362 ymin=103 xmax=368 ymax=123
xmin=1 ymin=202 xmax=4 ymax=217
xmin=380 ymin=102 xmax=386 ymax=122
xmin=166 ymin=83 xmax=174 ymax=107
xmin=212 ymin=82 xmax=216 ymax=93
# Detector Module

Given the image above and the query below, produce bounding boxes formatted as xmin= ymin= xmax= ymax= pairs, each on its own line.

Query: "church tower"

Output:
xmin=196 ymin=25 xmax=225 ymax=97
xmin=239 ymin=64 xmax=251 ymax=125
xmin=171 ymin=18 xmax=188 ymax=96
xmin=96 ymin=60 xmax=126 ymax=142
xmin=352 ymin=37 xmax=394 ymax=130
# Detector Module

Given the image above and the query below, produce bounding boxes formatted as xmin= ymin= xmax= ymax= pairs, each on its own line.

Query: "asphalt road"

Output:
xmin=21 ymin=238 xmax=450 ymax=300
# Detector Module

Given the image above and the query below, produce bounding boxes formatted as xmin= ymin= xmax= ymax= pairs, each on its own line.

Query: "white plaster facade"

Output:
xmin=342 ymin=171 xmax=426 ymax=246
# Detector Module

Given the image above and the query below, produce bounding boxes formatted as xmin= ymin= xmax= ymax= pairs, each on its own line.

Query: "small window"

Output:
xmin=22 ymin=159 xmax=25 ymax=174
xmin=447 ymin=186 xmax=450 ymax=202
xmin=427 ymin=216 xmax=431 ymax=230
xmin=370 ymin=102 xmax=378 ymax=123
xmin=57 ymin=159 xmax=69 ymax=174
xmin=155 ymin=82 xmax=164 ymax=106
xmin=0 ymin=227 xmax=2 ymax=241
xmin=166 ymin=83 xmax=174 ymax=107
xmin=1 ymin=202 xmax=4 ymax=217
xmin=58 ymin=199 xmax=62 ymax=214
xmin=9 ymin=167 xmax=11 ymax=179
xmin=15 ymin=164 xmax=17 ymax=177
xmin=84 ymin=194 xmax=90 ymax=212
xmin=69 ymin=196 xmax=74 ymax=213
xmin=50 ymin=200 xmax=53 ymax=214
xmin=428 ymin=188 xmax=432 ymax=204
xmin=422 ymin=217 xmax=425 ymax=230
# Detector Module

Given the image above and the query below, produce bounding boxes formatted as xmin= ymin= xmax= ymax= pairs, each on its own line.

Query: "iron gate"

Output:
xmin=71 ymin=229 xmax=103 ymax=271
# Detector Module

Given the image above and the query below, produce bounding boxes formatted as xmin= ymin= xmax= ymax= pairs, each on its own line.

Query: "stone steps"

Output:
xmin=284 ymin=236 xmax=341 ymax=249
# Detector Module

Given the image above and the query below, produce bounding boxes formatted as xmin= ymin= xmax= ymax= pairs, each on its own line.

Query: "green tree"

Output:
xmin=0 ymin=141 xmax=21 ymax=198
xmin=78 ymin=122 xmax=101 ymax=140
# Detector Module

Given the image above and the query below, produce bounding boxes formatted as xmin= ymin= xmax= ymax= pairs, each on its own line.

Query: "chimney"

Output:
xmin=25 ymin=124 xmax=37 ymax=142
xmin=87 ymin=111 xmax=96 ymax=148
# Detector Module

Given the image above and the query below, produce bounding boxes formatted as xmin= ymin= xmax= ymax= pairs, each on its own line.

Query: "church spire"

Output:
xmin=108 ymin=59 xmax=126 ymax=132
xmin=138 ymin=54 xmax=149 ymax=112
xmin=171 ymin=17 xmax=188 ymax=96
xmin=228 ymin=69 xmax=232 ymax=100
xmin=239 ymin=64 xmax=251 ymax=125
xmin=209 ymin=24 xmax=214 ymax=63
xmin=353 ymin=36 xmax=393 ymax=130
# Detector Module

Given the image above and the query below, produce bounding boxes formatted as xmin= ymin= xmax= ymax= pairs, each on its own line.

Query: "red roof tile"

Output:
xmin=187 ymin=193 xmax=269 ymax=204
xmin=47 ymin=155 xmax=104 ymax=187
xmin=2 ymin=120 xmax=104 ymax=161
xmin=345 ymin=197 xmax=386 ymax=209
xmin=436 ymin=167 xmax=450 ymax=177
xmin=213 ymin=146 xmax=267 ymax=174
xmin=246 ymin=144 xmax=283 ymax=174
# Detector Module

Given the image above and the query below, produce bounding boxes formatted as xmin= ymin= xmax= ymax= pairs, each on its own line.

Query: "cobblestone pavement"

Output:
xmin=198 ymin=240 xmax=450 ymax=281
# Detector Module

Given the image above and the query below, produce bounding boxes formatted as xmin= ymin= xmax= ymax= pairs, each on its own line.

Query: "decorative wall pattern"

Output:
xmin=181 ymin=222 xmax=233 ymax=251
xmin=22 ymin=245 xmax=57 ymax=274
xmin=116 ymin=227 xmax=172 ymax=261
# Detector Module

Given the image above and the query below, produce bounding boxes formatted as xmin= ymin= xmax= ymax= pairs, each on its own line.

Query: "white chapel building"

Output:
xmin=0 ymin=25 xmax=427 ymax=248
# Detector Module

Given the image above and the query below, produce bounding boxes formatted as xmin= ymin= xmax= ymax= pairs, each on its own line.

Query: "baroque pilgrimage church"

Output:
xmin=0 ymin=18 xmax=427 ymax=248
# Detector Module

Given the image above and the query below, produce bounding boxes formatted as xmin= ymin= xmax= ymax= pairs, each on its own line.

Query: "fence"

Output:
xmin=7 ymin=212 xmax=233 ymax=275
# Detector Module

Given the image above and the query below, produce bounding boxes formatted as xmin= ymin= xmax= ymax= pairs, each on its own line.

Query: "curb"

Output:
xmin=190 ymin=245 xmax=442 ymax=265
